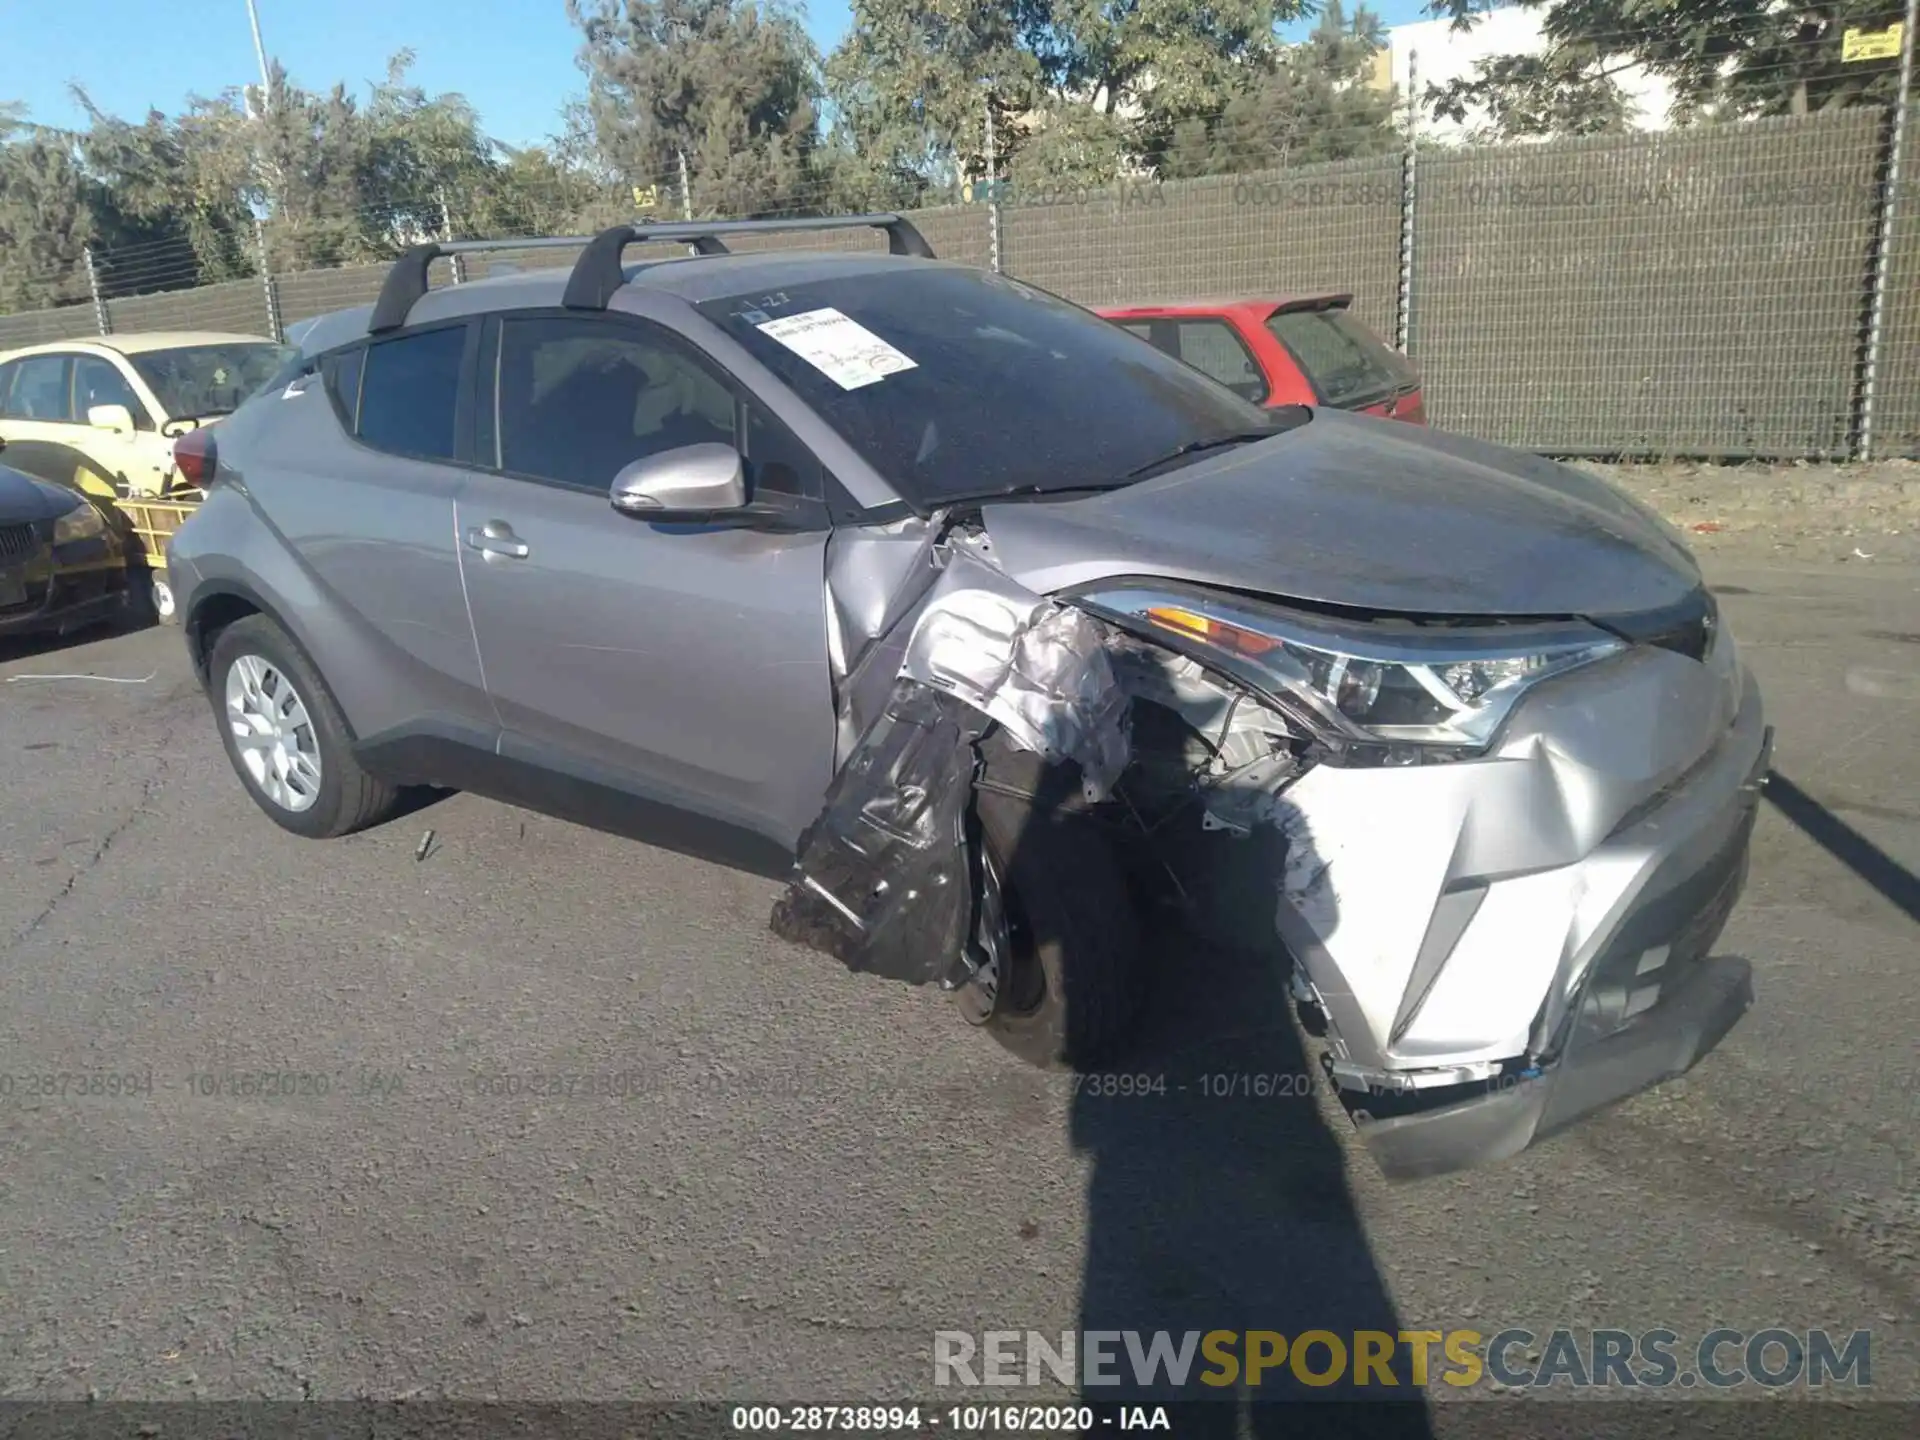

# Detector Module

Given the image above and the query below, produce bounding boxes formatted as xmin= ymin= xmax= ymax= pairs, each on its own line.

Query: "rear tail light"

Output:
xmin=173 ymin=428 xmax=217 ymax=489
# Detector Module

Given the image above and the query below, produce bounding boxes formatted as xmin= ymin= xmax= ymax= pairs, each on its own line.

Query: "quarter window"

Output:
xmin=356 ymin=326 xmax=466 ymax=461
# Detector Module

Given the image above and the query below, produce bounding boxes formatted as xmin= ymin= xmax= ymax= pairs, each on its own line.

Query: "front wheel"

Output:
xmin=955 ymin=752 xmax=1147 ymax=1070
xmin=206 ymin=615 xmax=399 ymax=839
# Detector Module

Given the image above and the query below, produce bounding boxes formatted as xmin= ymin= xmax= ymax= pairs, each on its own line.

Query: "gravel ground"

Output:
xmin=1585 ymin=459 xmax=1920 ymax=566
xmin=0 ymin=535 xmax=1915 ymax=1424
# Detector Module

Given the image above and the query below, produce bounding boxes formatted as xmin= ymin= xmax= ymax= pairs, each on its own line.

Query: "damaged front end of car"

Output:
xmin=771 ymin=514 xmax=1769 ymax=1181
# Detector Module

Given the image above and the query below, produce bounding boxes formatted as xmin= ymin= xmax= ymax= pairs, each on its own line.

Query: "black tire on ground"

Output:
xmin=967 ymin=746 xmax=1147 ymax=1070
xmin=206 ymin=614 xmax=400 ymax=839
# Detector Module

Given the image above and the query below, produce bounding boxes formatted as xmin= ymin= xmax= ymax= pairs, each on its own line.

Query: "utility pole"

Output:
xmin=244 ymin=0 xmax=272 ymax=112
xmin=677 ymin=148 xmax=694 ymax=221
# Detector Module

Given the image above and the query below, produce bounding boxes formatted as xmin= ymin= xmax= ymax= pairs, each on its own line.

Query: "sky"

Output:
xmin=1 ymin=0 xmax=1438 ymax=150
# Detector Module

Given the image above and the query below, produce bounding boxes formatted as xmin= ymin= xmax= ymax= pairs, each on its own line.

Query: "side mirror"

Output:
xmin=609 ymin=443 xmax=747 ymax=518
xmin=88 ymin=403 xmax=135 ymax=436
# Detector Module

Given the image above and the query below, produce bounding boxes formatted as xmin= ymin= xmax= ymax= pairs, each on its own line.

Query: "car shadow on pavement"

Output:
xmin=1066 ymin=826 xmax=1436 ymax=1437
xmin=1763 ymin=769 xmax=1920 ymax=926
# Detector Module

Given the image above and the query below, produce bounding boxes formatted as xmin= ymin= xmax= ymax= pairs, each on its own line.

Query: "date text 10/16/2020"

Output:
xmin=728 ymin=1407 xmax=1173 ymax=1433
xmin=0 ymin=1070 xmax=406 ymax=1100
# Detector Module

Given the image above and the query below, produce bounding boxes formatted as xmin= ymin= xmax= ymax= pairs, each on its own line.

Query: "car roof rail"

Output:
xmin=560 ymin=214 xmax=936 ymax=312
xmin=366 ymin=231 xmax=732 ymax=335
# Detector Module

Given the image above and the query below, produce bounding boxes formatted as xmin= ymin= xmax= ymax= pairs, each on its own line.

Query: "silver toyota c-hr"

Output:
xmin=168 ymin=215 xmax=1770 ymax=1178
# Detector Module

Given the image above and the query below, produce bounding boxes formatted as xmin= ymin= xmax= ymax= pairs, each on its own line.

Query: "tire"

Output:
xmin=125 ymin=564 xmax=177 ymax=628
xmin=149 ymin=570 xmax=180 ymax=627
xmin=961 ymin=743 xmax=1147 ymax=1070
xmin=206 ymin=614 xmax=399 ymax=839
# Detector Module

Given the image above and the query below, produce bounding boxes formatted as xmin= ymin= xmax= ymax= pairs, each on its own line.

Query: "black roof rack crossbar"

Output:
xmin=369 ymin=214 xmax=934 ymax=334
xmin=367 ymin=231 xmax=734 ymax=334
xmin=561 ymin=213 xmax=935 ymax=311
xmin=370 ymin=237 xmax=593 ymax=334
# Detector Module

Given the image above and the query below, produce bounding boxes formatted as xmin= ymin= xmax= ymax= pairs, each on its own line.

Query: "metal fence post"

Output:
xmin=82 ymin=245 xmax=111 ymax=336
xmin=255 ymin=219 xmax=284 ymax=343
xmin=1396 ymin=49 xmax=1419 ymax=355
xmin=986 ymin=96 xmax=1003 ymax=273
xmin=1858 ymin=0 xmax=1917 ymax=461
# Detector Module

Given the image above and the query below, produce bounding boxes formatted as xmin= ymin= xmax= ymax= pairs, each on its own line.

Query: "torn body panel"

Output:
xmin=779 ymin=529 xmax=1133 ymax=988
xmin=783 ymin=514 xmax=1763 ymax=1179
xmin=769 ymin=678 xmax=986 ymax=985
xmin=823 ymin=519 xmax=943 ymax=758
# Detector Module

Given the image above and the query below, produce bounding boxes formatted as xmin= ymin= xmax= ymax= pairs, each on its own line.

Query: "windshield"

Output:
xmin=127 ymin=343 xmax=297 ymax=421
xmin=695 ymin=267 xmax=1291 ymax=508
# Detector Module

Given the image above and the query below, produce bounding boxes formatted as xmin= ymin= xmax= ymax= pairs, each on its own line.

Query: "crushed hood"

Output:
xmin=977 ymin=409 xmax=1702 ymax=620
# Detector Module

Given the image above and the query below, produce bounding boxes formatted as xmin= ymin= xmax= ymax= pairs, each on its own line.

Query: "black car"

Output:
xmin=0 ymin=444 xmax=130 ymax=639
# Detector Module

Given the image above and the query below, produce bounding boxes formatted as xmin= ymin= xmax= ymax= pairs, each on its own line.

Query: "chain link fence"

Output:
xmin=4 ymin=105 xmax=1918 ymax=460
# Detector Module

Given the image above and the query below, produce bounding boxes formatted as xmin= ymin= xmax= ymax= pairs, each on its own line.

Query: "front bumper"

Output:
xmin=0 ymin=540 xmax=130 ymax=637
xmin=1351 ymin=720 xmax=1769 ymax=1178
xmin=1273 ymin=636 xmax=1769 ymax=1179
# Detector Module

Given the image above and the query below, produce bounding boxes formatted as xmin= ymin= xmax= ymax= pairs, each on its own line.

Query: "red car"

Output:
xmin=1097 ymin=295 xmax=1426 ymax=424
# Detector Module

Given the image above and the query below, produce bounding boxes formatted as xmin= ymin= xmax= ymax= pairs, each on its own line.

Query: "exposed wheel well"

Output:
xmin=185 ymin=591 xmax=262 ymax=686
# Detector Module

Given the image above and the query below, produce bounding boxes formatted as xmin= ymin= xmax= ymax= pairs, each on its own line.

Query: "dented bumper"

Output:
xmin=777 ymin=514 xmax=1764 ymax=1177
xmin=1343 ymin=712 xmax=1770 ymax=1179
xmin=1277 ymin=636 xmax=1769 ymax=1178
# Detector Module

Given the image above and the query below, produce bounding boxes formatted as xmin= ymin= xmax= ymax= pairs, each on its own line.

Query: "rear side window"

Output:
xmin=357 ymin=326 xmax=466 ymax=461
xmin=1266 ymin=308 xmax=1414 ymax=409
xmin=1172 ymin=320 xmax=1266 ymax=403
xmin=3 ymin=355 xmax=74 ymax=422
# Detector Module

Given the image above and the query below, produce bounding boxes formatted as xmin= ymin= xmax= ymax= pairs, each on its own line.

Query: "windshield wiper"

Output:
xmin=1121 ymin=428 xmax=1278 ymax=481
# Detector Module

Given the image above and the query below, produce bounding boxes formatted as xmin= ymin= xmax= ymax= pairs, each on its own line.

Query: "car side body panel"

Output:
xmin=169 ymin=376 xmax=494 ymax=748
xmin=454 ymin=470 xmax=837 ymax=855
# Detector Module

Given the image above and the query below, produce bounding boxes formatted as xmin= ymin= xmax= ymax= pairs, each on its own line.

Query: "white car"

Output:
xmin=0 ymin=332 xmax=294 ymax=499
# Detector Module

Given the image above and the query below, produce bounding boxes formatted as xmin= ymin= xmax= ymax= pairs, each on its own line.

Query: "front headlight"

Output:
xmin=53 ymin=502 xmax=107 ymax=545
xmin=1073 ymin=581 xmax=1626 ymax=762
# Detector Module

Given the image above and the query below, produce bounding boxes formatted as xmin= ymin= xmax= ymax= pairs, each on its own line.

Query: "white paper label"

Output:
xmin=755 ymin=307 xmax=918 ymax=390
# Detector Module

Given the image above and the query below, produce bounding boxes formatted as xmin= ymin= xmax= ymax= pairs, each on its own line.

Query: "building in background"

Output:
xmin=1371 ymin=7 xmax=1677 ymax=141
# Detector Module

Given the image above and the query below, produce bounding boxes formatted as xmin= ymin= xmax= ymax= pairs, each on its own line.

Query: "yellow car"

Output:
xmin=0 ymin=331 xmax=295 ymax=499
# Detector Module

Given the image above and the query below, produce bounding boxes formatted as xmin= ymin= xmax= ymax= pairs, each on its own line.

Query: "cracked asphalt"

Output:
xmin=0 ymin=544 xmax=1915 ymax=1413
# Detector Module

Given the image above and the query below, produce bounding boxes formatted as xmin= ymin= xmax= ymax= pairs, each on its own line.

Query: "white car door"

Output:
xmin=71 ymin=353 xmax=173 ymax=495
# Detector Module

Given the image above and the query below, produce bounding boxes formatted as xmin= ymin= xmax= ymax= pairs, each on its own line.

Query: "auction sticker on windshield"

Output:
xmin=755 ymin=307 xmax=918 ymax=390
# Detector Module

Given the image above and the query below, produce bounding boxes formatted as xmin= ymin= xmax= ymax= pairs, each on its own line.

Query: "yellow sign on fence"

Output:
xmin=1842 ymin=23 xmax=1904 ymax=62
xmin=632 ymin=184 xmax=660 ymax=210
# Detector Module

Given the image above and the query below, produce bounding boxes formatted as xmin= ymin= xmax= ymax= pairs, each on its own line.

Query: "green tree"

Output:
xmin=827 ymin=0 xmax=1041 ymax=196
xmin=73 ymin=93 xmax=257 ymax=287
xmin=1424 ymin=0 xmax=1911 ymax=136
xmin=569 ymin=0 xmax=824 ymax=216
xmin=0 ymin=112 xmax=97 ymax=310
xmin=1151 ymin=2 xmax=1399 ymax=178
xmin=1028 ymin=0 xmax=1298 ymax=124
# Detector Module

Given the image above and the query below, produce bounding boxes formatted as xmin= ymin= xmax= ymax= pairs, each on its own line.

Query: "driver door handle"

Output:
xmin=465 ymin=520 xmax=529 ymax=560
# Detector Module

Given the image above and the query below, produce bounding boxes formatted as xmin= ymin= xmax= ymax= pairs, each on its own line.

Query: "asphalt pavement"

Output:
xmin=0 ymin=549 xmax=1915 ymax=1413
